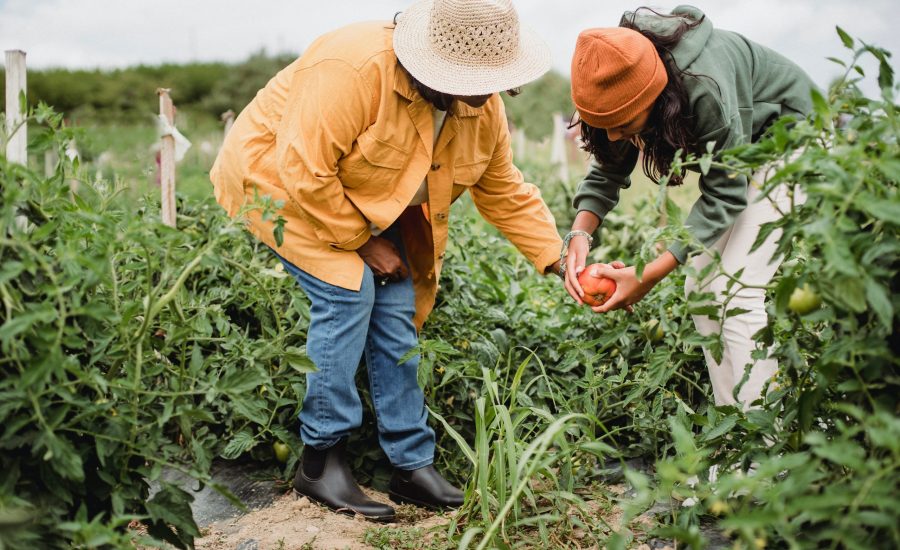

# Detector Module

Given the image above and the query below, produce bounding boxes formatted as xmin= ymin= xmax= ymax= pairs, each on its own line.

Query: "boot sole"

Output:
xmin=388 ymin=490 xmax=462 ymax=511
xmin=293 ymin=488 xmax=396 ymax=523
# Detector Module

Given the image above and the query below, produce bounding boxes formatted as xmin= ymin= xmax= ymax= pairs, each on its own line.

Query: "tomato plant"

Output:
xmin=0 ymin=28 xmax=896 ymax=550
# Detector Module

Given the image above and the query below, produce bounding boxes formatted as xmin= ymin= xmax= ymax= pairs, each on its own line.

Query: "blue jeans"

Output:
xmin=273 ymin=228 xmax=435 ymax=469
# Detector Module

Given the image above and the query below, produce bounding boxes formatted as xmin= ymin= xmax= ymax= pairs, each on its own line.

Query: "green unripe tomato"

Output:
xmin=788 ymin=284 xmax=822 ymax=315
xmin=273 ymin=442 xmax=290 ymax=463
xmin=643 ymin=318 xmax=664 ymax=342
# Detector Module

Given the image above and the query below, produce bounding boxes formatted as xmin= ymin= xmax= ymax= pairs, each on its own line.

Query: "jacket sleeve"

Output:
xmin=572 ymin=144 xmax=639 ymax=220
xmin=668 ymin=119 xmax=749 ymax=263
xmin=468 ymin=101 xmax=563 ymax=273
xmin=275 ymin=59 xmax=374 ymax=251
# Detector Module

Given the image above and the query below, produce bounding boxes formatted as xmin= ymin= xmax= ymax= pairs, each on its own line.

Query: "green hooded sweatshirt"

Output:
xmin=572 ymin=5 xmax=817 ymax=262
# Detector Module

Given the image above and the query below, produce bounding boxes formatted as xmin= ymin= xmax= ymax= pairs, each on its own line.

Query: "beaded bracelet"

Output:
xmin=558 ymin=230 xmax=594 ymax=280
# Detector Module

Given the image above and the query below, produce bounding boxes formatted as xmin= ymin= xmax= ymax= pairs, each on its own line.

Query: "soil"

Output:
xmin=195 ymin=487 xmax=453 ymax=550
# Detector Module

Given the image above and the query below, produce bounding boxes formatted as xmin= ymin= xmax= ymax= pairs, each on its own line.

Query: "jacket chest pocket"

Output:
xmin=451 ymin=157 xmax=490 ymax=200
xmin=339 ymin=132 xmax=408 ymax=189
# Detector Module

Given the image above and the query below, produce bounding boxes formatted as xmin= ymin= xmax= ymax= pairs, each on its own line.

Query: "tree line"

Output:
xmin=1 ymin=51 xmax=573 ymax=139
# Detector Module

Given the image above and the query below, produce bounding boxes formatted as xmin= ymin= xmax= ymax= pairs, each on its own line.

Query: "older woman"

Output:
xmin=211 ymin=0 xmax=562 ymax=521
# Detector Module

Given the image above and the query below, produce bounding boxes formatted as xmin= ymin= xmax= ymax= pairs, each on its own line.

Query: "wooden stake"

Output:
xmin=44 ymin=149 xmax=58 ymax=177
xmin=5 ymin=50 xmax=27 ymax=166
xmin=221 ymin=110 xmax=235 ymax=139
xmin=550 ymin=112 xmax=569 ymax=183
xmin=513 ymin=127 xmax=526 ymax=161
xmin=157 ymin=88 xmax=176 ymax=227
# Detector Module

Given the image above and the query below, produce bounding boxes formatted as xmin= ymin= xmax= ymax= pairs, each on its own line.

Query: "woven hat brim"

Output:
xmin=393 ymin=0 xmax=552 ymax=96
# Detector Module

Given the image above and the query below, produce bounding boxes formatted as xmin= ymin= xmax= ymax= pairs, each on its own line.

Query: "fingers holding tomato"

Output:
xmin=577 ymin=263 xmax=617 ymax=307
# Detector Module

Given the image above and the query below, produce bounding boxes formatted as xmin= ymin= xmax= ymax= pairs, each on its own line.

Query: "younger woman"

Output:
xmin=563 ymin=6 xmax=816 ymax=408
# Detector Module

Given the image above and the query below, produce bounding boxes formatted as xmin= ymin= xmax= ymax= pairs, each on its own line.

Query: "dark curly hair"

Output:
xmin=578 ymin=7 xmax=705 ymax=186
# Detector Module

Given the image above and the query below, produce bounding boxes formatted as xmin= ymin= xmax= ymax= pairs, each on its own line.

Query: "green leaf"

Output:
xmin=146 ymin=483 xmax=200 ymax=548
xmin=0 ymin=305 xmax=57 ymax=344
xmin=864 ymin=277 xmax=893 ymax=330
xmin=836 ymin=26 xmax=854 ymax=49
xmin=810 ymin=88 xmax=831 ymax=120
xmin=668 ymin=416 xmax=697 ymax=456
xmin=835 ymin=276 xmax=868 ymax=312
xmin=725 ymin=307 xmax=751 ymax=319
xmin=216 ymin=366 xmax=268 ymax=395
xmin=858 ymin=194 xmax=900 ymax=224
xmin=805 ymin=432 xmax=866 ymax=470
xmin=189 ymin=343 xmax=204 ymax=375
xmin=698 ymin=154 xmax=712 ymax=176
xmin=284 ymin=346 xmax=317 ymax=373
xmin=578 ymin=440 xmax=617 ymax=458
xmin=0 ymin=260 xmax=26 ymax=284
xmin=273 ymin=217 xmax=286 ymax=248
xmin=821 ymin=230 xmax=859 ymax=277
xmin=41 ymin=432 xmax=85 ymax=482
xmin=230 ymin=398 xmax=269 ymax=425
xmin=702 ymin=415 xmax=738 ymax=442
xmin=688 ymin=304 xmax=719 ymax=317
xmin=665 ymin=196 xmax=683 ymax=225
xmin=874 ymin=157 xmax=900 ymax=183
xmin=221 ymin=429 xmax=257 ymax=459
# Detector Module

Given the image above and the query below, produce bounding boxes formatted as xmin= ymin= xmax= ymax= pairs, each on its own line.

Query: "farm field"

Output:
xmin=1 ymin=34 xmax=898 ymax=550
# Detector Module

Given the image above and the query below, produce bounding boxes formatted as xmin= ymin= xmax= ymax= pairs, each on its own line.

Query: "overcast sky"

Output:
xmin=2 ymin=0 xmax=897 ymax=96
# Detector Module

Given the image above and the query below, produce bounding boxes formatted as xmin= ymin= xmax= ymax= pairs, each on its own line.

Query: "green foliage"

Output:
xmin=0 ymin=108 xmax=310 ymax=548
xmin=197 ymin=51 xmax=298 ymax=119
xmin=392 ymin=196 xmax=706 ymax=548
xmin=1 ymin=58 xmax=572 ymax=140
xmin=502 ymin=70 xmax=574 ymax=140
xmin=363 ymin=526 xmax=451 ymax=550
xmin=610 ymin=32 xmax=900 ymax=549
xmin=0 ymin=51 xmax=297 ymax=124
xmin=0 ymin=29 xmax=896 ymax=550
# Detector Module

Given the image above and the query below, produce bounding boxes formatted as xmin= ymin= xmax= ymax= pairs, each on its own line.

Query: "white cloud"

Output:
xmin=2 ymin=0 xmax=897 ymax=94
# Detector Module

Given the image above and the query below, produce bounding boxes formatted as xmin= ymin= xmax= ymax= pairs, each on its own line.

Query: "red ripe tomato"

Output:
xmin=577 ymin=264 xmax=617 ymax=307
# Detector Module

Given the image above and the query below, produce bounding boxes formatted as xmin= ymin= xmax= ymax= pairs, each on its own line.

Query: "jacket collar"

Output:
xmin=392 ymin=63 xmax=483 ymax=118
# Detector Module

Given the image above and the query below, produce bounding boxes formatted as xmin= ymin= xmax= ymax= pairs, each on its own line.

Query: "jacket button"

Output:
xmin=435 ymin=212 xmax=447 ymax=220
xmin=431 ymin=163 xmax=441 ymax=171
xmin=438 ymin=253 xmax=445 ymax=260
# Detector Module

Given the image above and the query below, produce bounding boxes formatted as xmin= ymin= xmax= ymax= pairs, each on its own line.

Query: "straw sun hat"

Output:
xmin=393 ymin=0 xmax=552 ymax=96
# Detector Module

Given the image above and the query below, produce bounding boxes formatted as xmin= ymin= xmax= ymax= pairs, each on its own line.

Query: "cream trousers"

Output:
xmin=683 ymin=164 xmax=803 ymax=408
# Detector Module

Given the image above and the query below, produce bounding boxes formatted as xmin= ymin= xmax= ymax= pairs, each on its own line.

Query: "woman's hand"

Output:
xmin=563 ymin=234 xmax=591 ymax=305
xmin=569 ymin=259 xmax=632 ymax=311
xmin=563 ymin=211 xmax=602 ymax=305
xmin=588 ymin=251 xmax=680 ymax=313
xmin=587 ymin=264 xmax=655 ymax=313
xmin=357 ymin=236 xmax=408 ymax=282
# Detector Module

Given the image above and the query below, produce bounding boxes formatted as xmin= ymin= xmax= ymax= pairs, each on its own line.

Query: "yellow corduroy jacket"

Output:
xmin=210 ymin=21 xmax=562 ymax=328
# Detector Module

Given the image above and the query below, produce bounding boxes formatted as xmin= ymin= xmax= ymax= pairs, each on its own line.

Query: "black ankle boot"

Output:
xmin=293 ymin=441 xmax=395 ymax=522
xmin=389 ymin=464 xmax=464 ymax=510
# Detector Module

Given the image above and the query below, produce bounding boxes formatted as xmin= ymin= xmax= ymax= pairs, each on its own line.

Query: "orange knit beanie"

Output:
xmin=571 ymin=27 xmax=668 ymax=129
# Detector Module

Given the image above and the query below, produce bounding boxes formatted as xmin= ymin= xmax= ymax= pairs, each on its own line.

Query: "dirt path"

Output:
xmin=195 ymin=487 xmax=452 ymax=550
xmin=192 ymin=482 xmax=680 ymax=550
